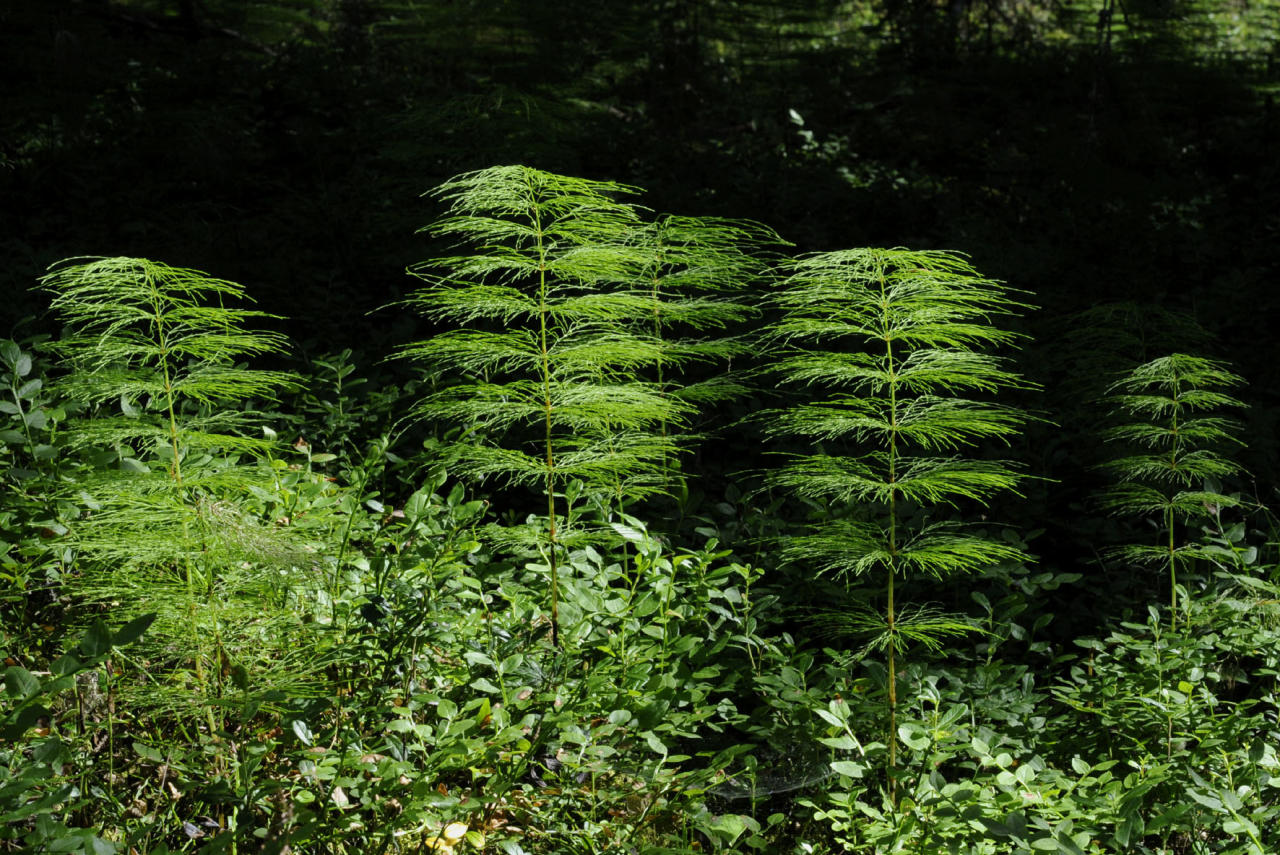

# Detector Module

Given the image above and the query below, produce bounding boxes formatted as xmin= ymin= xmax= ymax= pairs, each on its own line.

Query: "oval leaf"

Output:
xmin=113 ymin=613 xmax=156 ymax=647
xmin=79 ymin=620 xmax=113 ymax=658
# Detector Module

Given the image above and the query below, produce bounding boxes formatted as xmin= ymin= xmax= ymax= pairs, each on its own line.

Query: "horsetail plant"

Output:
xmin=40 ymin=257 xmax=313 ymax=725
xmin=1097 ymin=353 xmax=1248 ymax=629
xmin=759 ymin=248 xmax=1034 ymax=797
xmin=403 ymin=166 xmax=702 ymax=645
xmin=626 ymin=215 xmax=784 ymax=476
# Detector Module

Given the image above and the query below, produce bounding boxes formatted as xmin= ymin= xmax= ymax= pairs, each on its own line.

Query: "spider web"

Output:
xmin=710 ymin=740 xmax=835 ymax=802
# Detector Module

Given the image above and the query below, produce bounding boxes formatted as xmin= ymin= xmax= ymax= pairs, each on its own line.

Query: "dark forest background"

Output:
xmin=4 ymin=0 xmax=1280 ymax=558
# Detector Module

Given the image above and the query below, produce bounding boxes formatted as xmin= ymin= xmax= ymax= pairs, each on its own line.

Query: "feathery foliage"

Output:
xmin=761 ymin=247 xmax=1034 ymax=791
xmin=40 ymin=257 xmax=312 ymax=720
xmin=1098 ymin=353 xmax=1248 ymax=627
xmin=404 ymin=167 xmax=779 ymax=643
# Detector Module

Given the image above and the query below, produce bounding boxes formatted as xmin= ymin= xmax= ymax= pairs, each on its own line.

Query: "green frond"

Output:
xmin=1108 ymin=353 xmax=1245 ymax=392
xmin=764 ymin=454 xmax=883 ymax=504
xmin=1100 ymin=451 xmax=1243 ymax=486
xmin=761 ymin=399 xmax=887 ymax=443
xmin=891 ymin=605 xmax=982 ymax=652
xmin=897 ymin=525 xmax=1030 ymax=577
xmin=546 ymin=331 xmax=670 ymax=373
xmin=777 ymin=520 xmax=887 ymax=577
xmin=481 ymin=519 xmax=606 ymax=552
xmin=768 ymin=397 xmax=1026 ymax=450
xmin=1096 ymin=483 xmax=1175 ymax=516
xmin=670 ymin=375 xmax=753 ymax=404
xmin=810 ymin=601 xmax=888 ymax=653
xmin=772 ymin=349 xmax=1024 ymax=396
xmin=171 ymin=366 xmax=300 ymax=404
xmin=1110 ymin=391 xmax=1245 ymax=418
xmin=813 ymin=602 xmax=978 ymax=655
xmin=637 ymin=295 xmax=758 ymax=330
xmin=418 ymin=378 xmax=688 ymax=434
xmin=767 ymin=311 xmax=1025 ymax=352
xmin=652 ymin=336 xmax=755 ymax=365
xmin=443 ymin=431 xmax=681 ymax=497
xmin=1102 ymin=417 xmax=1245 ymax=448
xmin=400 ymin=329 xmax=541 ymax=374
xmin=42 ymin=256 xmax=255 ymax=307
xmin=779 ymin=515 xmax=1028 ymax=582
xmin=1098 ymin=483 xmax=1244 ymax=518
xmin=1105 ymin=543 xmax=1207 ymax=569
xmin=893 ymin=398 xmax=1029 ymax=449
xmin=403 ymin=280 xmax=538 ymax=323
xmin=542 ymin=292 xmax=659 ymax=322
xmin=1167 ymin=490 xmax=1244 ymax=512
xmin=412 ymin=382 xmax=546 ymax=432
xmin=427 ymin=164 xmax=644 ymax=218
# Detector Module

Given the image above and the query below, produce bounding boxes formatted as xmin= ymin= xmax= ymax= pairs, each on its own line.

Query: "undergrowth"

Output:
xmin=2 ymin=166 xmax=1278 ymax=855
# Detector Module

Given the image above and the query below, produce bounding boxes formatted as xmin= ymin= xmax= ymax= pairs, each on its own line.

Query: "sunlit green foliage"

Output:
xmin=40 ymin=257 xmax=315 ymax=720
xmin=760 ymin=247 xmax=1035 ymax=790
xmin=1099 ymin=353 xmax=1248 ymax=627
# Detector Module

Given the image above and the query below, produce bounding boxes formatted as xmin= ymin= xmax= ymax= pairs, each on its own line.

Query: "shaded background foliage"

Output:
xmin=4 ymin=0 xmax=1279 ymax=588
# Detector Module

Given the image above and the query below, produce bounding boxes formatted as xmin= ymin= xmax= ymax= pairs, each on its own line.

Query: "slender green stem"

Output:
xmin=530 ymin=180 xmax=561 ymax=648
xmin=881 ymin=272 xmax=899 ymax=804
xmin=148 ymin=283 xmax=222 ymax=739
xmin=649 ymin=260 xmax=672 ymax=487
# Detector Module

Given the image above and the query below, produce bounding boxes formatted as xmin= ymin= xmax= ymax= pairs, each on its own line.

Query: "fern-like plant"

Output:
xmin=1098 ymin=353 xmax=1247 ymax=628
xmin=759 ymin=248 xmax=1034 ymax=792
xmin=627 ymin=215 xmax=783 ymax=458
xmin=40 ymin=257 xmax=311 ymax=722
xmin=403 ymin=166 xmax=700 ymax=644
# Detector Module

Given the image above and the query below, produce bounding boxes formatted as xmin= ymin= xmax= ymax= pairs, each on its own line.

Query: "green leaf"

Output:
xmin=3 ymin=702 xmax=51 ymax=740
xmin=133 ymin=741 xmax=165 ymax=763
xmin=470 ymin=677 xmax=501 ymax=693
xmin=1222 ymin=818 xmax=1260 ymax=837
xmin=1188 ymin=790 xmax=1224 ymax=811
xmin=898 ymin=723 xmax=931 ymax=751
xmin=4 ymin=665 xmax=40 ymax=700
xmin=830 ymin=760 xmax=865 ymax=778
xmin=89 ymin=836 xmax=117 ymax=855
xmin=0 ymin=340 xmax=21 ymax=370
xmin=119 ymin=457 xmax=150 ymax=473
xmin=404 ymin=488 xmax=436 ymax=519
xmin=610 ymin=522 xmax=646 ymax=542
xmin=51 ymin=654 xmax=82 ymax=676
xmin=113 ymin=613 xmax=156 ymax=647
xmin=1145 ymin=803 xmax=1191 ymax=832
xmin=699 ymin=812 xmax=756 ymax=846
xmin=78 ymin=620 xmax=113 ymax=659
xmin=1114 ymin=813 xmax=1143 ymax=848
